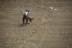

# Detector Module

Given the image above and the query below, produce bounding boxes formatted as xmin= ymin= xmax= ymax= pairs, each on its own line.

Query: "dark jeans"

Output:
xmin=22 ymin=15 xmax=28 ymax=24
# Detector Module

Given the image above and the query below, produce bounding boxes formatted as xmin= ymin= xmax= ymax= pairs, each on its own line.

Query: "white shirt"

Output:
xmin=23 ymin=12 xmax=28 ymax=16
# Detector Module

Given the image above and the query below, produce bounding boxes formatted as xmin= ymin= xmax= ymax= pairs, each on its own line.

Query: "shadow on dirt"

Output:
xmin=18 ymin=23 xmax=30 ymax=27
xmin=18 ymin=24 xmax=25 ymax=27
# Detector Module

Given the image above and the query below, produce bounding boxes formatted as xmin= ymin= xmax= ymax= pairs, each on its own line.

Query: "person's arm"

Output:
xmin=26 ymin=13 xmax=30 ymax=19
xmin=27 ymin=13 xmax=30 ymax=16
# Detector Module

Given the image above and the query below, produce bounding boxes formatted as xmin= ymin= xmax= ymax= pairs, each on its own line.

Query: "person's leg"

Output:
xmin=23 ymin=15 xmax=26 ymax=24
xmin=23 ymin=17 xmax=25 ymax=24
xmin=26 ymin=19 xmax=28 ymax=24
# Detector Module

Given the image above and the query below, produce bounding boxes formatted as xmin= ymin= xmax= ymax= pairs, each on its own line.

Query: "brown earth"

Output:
xmin=0 ymin=0 xmax=72 ymax=48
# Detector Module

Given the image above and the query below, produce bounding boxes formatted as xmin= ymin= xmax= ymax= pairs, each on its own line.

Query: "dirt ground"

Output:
xmin=0 ymin=0 xmax=72 ymax=48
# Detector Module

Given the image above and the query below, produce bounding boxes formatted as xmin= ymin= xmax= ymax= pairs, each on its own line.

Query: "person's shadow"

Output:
xmin=18 ymin=24 xmax=25 ymax=27
xmin=18 ymin=23 xmax=30 ymax=27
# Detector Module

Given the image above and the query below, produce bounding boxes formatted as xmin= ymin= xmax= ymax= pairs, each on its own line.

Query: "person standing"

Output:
xmin=22 ymin=10 xmax=33 ymax=24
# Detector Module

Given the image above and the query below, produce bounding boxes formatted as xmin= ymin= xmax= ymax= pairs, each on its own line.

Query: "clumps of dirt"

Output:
xmin=0 ymin=15 xmax=8 ymax=20
xmin=41 ymin=18 xmax=47 ymax=23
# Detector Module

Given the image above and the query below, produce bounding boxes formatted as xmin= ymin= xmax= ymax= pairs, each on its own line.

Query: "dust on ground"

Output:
xmin=0 ymin=0 xmax=72 ymax=48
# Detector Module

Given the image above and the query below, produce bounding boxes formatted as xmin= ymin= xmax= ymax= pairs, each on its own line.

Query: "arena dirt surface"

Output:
xmin=0 ymin=0 xmax=72 ymax=48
